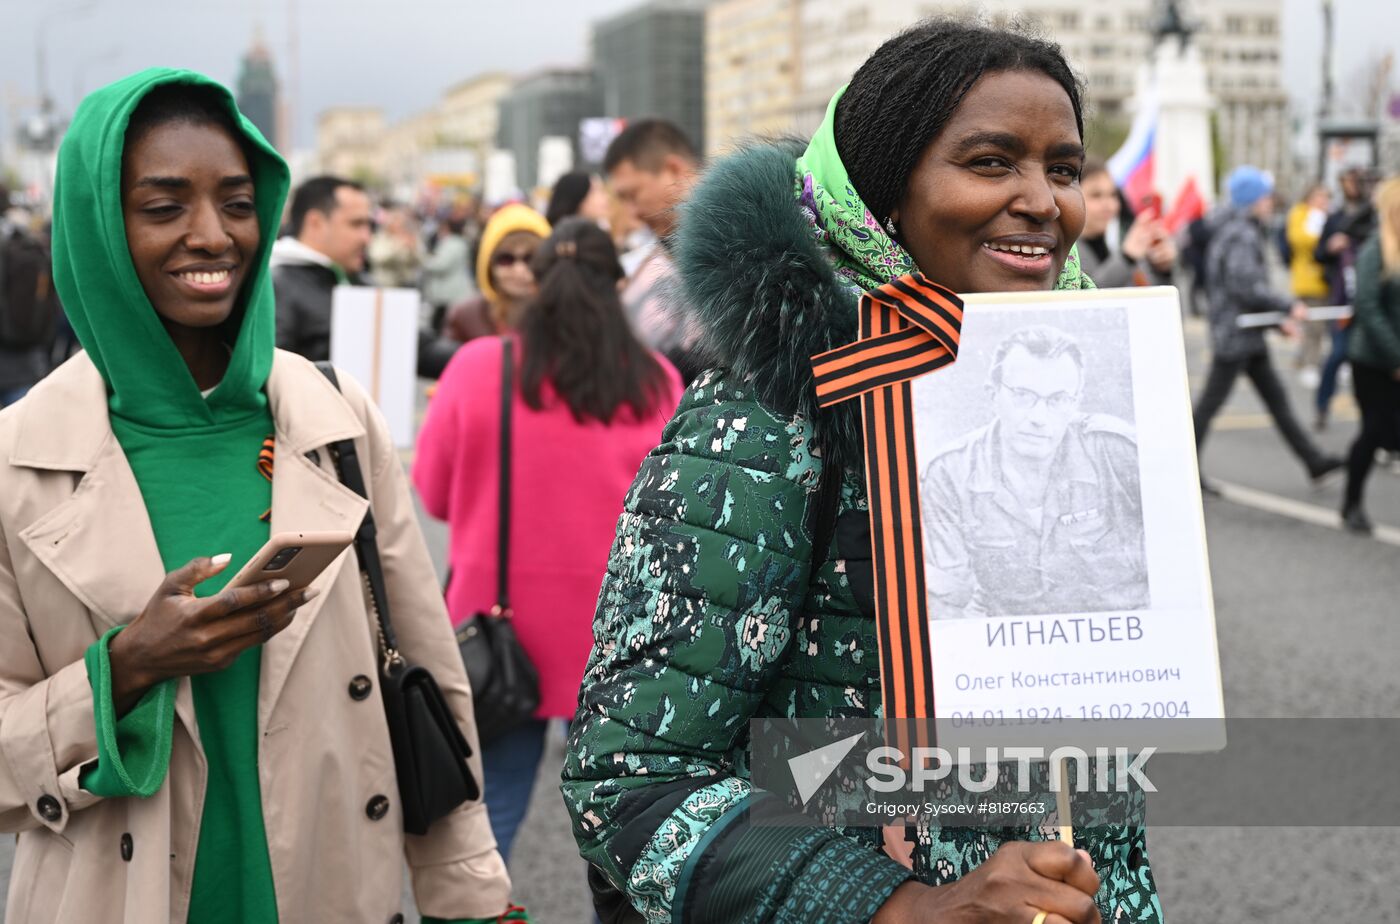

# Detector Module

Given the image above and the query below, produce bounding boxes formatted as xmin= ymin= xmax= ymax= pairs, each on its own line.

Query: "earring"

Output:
xmin=884 ymin=217 xmax=898 ymax=238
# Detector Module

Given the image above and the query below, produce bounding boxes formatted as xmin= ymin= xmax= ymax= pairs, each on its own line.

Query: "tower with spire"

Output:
xmin=236 ymin=28 xmax=280 ymax=149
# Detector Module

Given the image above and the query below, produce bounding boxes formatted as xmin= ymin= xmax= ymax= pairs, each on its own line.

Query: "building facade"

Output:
xmin=496 ymin=68 xmax=602 ymax=193
xmin=705 ymin=0 xmax=799 ymax=158
xmin=315 ymin=107 xmax=388 ymax=182
xmin=593 ymin=0 xmax=708 ymax=155
xmin=743 ymin=0 xmax=1290 ymax=188
xmin=438 ymin=72 xmax=514 ymax=176
xmin=379 ymin=109 xmax=442 ymax=194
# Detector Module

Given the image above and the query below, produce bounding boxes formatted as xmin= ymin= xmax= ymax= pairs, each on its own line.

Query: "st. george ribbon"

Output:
xmin=811 ymin=273 xmax=963 ymax=745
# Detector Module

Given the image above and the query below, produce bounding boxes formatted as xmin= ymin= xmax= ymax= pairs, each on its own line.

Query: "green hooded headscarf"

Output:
xmin=794 ymin=86 xmax=1094 ymax=294
xmin=55 ymin=68 xmax=289 ymax=924
xmin=53 ymin=67 xmax=288 ymax=426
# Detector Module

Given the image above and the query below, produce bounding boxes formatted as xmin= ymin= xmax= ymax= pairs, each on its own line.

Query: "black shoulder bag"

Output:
xmin=316 ymin=361 xmax=480 ymax=836
xmin=454 ymin=337 xmax=541 ymax=743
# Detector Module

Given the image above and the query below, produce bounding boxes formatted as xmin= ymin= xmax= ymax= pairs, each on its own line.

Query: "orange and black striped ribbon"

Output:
xmin=810 ymin=273 xmax=964 ymax=742
xmin=812 ymin=274 xmax=963 ymax=408
xmin=258 ymin=435 xmax=275 ymax=522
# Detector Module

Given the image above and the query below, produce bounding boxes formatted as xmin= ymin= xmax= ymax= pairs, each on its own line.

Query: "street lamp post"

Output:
xmin=35 ymin=0 xmax=99 ymax=113
xmin=1319 ymin=0 xmax=1335 ymax=122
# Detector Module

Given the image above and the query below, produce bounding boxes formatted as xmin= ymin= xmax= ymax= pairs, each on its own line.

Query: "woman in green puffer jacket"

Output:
xmin=563 ymin=19 xmax=1163 ymax=924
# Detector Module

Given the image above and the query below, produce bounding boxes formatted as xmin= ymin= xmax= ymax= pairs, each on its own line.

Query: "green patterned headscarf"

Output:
xmin=795 ymin=86 xmax=1093 ymax=294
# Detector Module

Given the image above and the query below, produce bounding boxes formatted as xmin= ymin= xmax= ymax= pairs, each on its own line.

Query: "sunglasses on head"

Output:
xmin=492 ymin=250 xmax=535 ymax=268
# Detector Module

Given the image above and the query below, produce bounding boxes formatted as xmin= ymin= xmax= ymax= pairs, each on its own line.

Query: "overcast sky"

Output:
xmin=0 ymin=0 xmax=1395 ymax=150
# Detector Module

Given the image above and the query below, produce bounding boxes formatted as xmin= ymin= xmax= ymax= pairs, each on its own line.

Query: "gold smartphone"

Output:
xmin=226 ymin=531 xmax=355 ymax=594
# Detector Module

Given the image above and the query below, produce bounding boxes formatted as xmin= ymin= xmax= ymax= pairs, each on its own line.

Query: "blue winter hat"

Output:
xmin=1227 ymin=165 xmax=1274 ymax=208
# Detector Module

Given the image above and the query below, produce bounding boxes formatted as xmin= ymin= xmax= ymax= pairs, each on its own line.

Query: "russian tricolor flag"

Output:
xmin=1107 ymin=85 xmax=1159 ymax=213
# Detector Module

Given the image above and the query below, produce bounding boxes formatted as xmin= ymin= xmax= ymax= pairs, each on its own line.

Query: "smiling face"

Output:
xmin=889 ymin=70 xmax=1086 ymax=294
xmin=122 ymin=120 xmax=260 ymax=332
xmin=993 ymin=345 xmax=1083 ymax=461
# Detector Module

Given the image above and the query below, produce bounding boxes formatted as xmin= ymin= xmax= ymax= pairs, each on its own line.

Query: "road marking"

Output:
xmin=1212 ymin=408 xmax=1358 ymax=431
xmin=1214 ymin=479 xmax=1400 ymax=546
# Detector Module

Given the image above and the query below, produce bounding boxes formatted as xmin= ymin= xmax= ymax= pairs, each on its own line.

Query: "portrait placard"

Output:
xmin=910 ymin=287 xmax=1224 ymax=750
xmin=330 ymin=285 xmax=421 ymax=448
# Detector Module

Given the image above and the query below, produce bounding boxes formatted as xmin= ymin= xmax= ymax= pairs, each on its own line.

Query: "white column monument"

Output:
xmin=1151 ymin=35 xmax=1216 ymax=211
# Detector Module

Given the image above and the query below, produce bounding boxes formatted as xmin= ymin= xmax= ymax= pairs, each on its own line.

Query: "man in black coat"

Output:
xmin=270 ymin=175 xmax=373 ymax=362
xmin=271 ymin=176 xmax=459 ymax=376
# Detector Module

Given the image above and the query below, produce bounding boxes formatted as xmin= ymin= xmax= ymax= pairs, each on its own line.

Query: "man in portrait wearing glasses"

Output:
xmin=920 ymin=324 xmax=1149 ymax=619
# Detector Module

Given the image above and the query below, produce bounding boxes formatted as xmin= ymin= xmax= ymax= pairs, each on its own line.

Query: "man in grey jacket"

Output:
xmin=1192 ymin=166 xmax=1343 ymax=489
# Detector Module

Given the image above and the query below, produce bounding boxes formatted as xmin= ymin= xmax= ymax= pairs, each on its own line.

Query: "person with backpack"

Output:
xmin=1180 ymin=212 xmax=1220 ymax=317
xmin=1192 ymin=166 xmax=1344 ymax=491
xmin=0 ymin=186 xmax=61 ymax=407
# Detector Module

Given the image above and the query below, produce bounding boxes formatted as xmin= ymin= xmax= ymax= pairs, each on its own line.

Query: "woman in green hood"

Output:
xmin=0 ymin=70 xmax=523 ymax=923
xmin=562 ymin=19 xmax=1163 ymax=924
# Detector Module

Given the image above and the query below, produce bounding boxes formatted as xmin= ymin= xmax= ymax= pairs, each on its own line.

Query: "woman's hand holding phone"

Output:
xmin=106 ymin=554 xmax=318 ymax=715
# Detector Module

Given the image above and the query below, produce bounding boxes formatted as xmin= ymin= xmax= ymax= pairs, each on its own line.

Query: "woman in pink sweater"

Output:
xmin=412 ymin=217 xmax=681 ymax=863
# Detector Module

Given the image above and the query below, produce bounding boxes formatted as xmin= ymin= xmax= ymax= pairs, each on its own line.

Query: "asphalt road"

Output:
xmin=4 ymin=315 xmax=1398 ymax=922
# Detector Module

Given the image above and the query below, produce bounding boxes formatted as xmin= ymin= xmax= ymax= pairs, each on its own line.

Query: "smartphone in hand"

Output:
xmin=226 ymin=531 xmax=355 ymax=595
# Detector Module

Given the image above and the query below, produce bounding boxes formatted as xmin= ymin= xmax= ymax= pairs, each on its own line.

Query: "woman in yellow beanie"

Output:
xmin=445 ymin=204 xmax=552 ymax=343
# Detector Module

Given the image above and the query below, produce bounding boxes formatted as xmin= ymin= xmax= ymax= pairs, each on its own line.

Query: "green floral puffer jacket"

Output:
xmin=560 ymin=143 xmax=1164 ymax=924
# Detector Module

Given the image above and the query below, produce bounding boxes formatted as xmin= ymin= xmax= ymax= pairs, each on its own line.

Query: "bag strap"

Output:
xmin=315 ymin=361 xmax=404 ymax=671
xmin=495 ymin=337 xmax=513 ymax=615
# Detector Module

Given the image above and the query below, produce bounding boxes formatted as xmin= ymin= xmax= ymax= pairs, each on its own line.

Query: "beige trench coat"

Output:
xmin=0 ymin=351 xmax=510 ymax=923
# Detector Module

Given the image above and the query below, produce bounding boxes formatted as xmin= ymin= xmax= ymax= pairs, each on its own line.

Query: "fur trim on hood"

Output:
xmin=675 ymin=141 xmax=862 ymax=464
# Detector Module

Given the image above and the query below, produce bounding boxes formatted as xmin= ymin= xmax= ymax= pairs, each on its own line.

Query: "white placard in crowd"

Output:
xmin=537 ymin=136 xmax=575 ymax=191
xmin=911 ymin=287 xmax=1224 ymax=750
xmin=484 ymin=150 xmax=519 ymax=205
xmin=329 ymin=285 xmax=421 ymax=449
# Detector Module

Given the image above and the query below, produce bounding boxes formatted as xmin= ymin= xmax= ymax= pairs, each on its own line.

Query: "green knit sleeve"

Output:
xmin=79 ymin=626 xmax=178 ymax=798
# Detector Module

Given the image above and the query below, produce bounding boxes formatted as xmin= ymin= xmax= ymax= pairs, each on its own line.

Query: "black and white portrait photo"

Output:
xmin=915 ymin=289 xmax=1223 ymax=734
xmin=916 ymin=306 xmax=1150 ymax=619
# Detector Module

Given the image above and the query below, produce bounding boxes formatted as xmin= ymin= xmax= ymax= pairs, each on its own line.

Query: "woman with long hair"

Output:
xmin=413 ymin=217 xmax=682 ymax=864
xmin=1340 ymin=177 xmax=1400 ymax=532
xmin=0 ymin=69 xmax=520 ymax=924
xmin=562 ymin=18 xmax=1163 ymax=924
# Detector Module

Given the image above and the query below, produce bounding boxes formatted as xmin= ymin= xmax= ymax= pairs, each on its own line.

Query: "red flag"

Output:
xmin=1164 ymin=176 xmax=1205 ymax=235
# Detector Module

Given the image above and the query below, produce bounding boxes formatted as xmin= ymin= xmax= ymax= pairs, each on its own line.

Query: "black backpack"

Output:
xmin=1181 ymin=216 xmax=1216 ymax=288
xmin=0 ymin=226 xmax=62 ymax=350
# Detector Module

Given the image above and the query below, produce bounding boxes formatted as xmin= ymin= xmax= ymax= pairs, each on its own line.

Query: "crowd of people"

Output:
xmin=0 ymin=13 xmax=1397 ymax=924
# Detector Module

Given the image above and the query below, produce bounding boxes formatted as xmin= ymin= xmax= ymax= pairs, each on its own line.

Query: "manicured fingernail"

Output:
xmin=269 ymin=579 xmax=291 ymax=594
xmin=302 ymin=587 xmax=321 ymax=602
xmin=211 ymin=553 xmax=232 ymax=567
